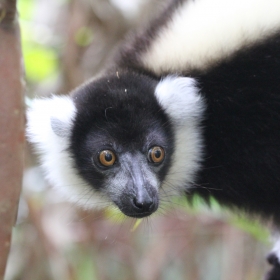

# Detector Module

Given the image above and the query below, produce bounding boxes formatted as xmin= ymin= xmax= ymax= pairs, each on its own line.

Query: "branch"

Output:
xmin=0 ymin=0 xmax=24 ymax=278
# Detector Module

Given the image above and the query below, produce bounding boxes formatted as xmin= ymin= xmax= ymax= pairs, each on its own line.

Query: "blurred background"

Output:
xmin=5 ymin=0 xmax=273 ymax=279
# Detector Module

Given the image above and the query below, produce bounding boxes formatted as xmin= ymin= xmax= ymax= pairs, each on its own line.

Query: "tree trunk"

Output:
xmin=0 ymin=0 xmax=24 ymax=278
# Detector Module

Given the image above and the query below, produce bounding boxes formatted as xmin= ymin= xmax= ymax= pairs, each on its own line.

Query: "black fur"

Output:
xmin=265 ymin=267 xmax=280 ymax=280
xmin=266 ymin=253 xmax=280 ymax=280
xmin=69 ymin=72 xmax=174 ymax=215
xmin=193 ymin=32 xmax=280 ymax=223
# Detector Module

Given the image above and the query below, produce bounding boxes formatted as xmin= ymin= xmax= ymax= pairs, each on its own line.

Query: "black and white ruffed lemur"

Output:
xmin=27 ymin=0 xmax=280 ymax=278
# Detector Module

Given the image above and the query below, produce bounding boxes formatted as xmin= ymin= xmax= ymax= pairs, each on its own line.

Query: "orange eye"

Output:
xmin=99 ymin=150 xmax=116 ymax=167
xmin=148 ymin=146 xmax=165 ymax=164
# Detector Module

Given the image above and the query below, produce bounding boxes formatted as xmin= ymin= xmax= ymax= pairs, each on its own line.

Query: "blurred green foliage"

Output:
xmin=163 ymin=194 xmax=270 ymax=243
xmin=19 ymin=0 xmax=59 ymax=83
xmin=18 ymin=0 xmax=34 ymax=19
xmin=230 ymin=216 xmax=270 ymax=243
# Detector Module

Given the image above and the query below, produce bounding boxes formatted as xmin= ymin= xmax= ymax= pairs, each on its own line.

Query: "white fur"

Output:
xmin=155 ymin=76 xmax=203 ymax=123
xmin=26 ymin=96 xmax=109 ymax=209
xmin=142 ymin=0 xmax=280 ymax=74
xmin=271 ymin=236 xmax=280 ymax=263
xmin=161 ymin=124 xmax=204 ymax=197
xmin=155 ymin=76 xmax=204 ymax=195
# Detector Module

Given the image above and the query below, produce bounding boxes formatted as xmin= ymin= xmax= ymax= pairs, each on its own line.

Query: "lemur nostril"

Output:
xmin=133 ymin=197 xmax=143 ymax=209
xmin=133 ymin=196 xmax=153 ymax=210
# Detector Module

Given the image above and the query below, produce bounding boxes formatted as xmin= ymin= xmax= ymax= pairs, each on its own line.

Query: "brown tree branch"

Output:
xmin=0 ymin=0 xmax=24 ymax=278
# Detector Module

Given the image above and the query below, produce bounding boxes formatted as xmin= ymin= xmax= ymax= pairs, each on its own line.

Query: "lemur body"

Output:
xmin=27 ymin=0 xmax=280 ymax=277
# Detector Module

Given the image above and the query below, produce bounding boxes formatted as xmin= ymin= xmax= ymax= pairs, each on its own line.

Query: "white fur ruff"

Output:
xmin=26 ymin=95 xmax=109 ymax=209
xmin=155 ymin=76 xmax=204 ymax=195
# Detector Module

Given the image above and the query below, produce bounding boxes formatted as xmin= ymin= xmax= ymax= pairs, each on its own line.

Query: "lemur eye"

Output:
xmin=148 ymin=146 xmax=165 ymax=164
xmin=99 ymin=150 xmax=116 ymax=167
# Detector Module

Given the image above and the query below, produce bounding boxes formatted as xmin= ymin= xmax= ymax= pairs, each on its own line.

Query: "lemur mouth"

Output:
xmin=122 ymin=211 xmax=156 ymax=219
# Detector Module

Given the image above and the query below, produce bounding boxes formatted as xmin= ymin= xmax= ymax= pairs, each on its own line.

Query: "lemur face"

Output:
xmin=27 ymin=72 xmax=203 ymax=217
xmin=69 ymin=74 xmax=174 ymax=217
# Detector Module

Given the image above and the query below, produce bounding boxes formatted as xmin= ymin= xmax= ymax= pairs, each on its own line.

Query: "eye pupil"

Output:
xmin=104 ymin=153 xmax=113 ymax=162
xmin=154 ymin=150 xmax=161 ymax=158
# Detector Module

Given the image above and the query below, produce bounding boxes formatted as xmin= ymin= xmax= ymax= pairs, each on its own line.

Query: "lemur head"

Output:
xmin=27 ymin=72 xmax=204 ymax=218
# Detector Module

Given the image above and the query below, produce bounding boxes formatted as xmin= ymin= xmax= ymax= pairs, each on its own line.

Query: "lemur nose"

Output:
xmin=132 ymin=196 xmax=156 ymax=212
xmin=118 ymin=190 xmax=159 ymax=218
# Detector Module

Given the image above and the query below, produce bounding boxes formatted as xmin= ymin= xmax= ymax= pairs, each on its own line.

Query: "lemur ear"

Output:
xmin=26 ymin=95 xmax=76 ymax=148
xmin=155 ymin=76 xmax=204 ymax=124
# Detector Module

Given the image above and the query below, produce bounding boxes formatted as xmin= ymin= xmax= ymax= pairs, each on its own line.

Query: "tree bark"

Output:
xmin=0 ymin=0 xmax=24 ymax=278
